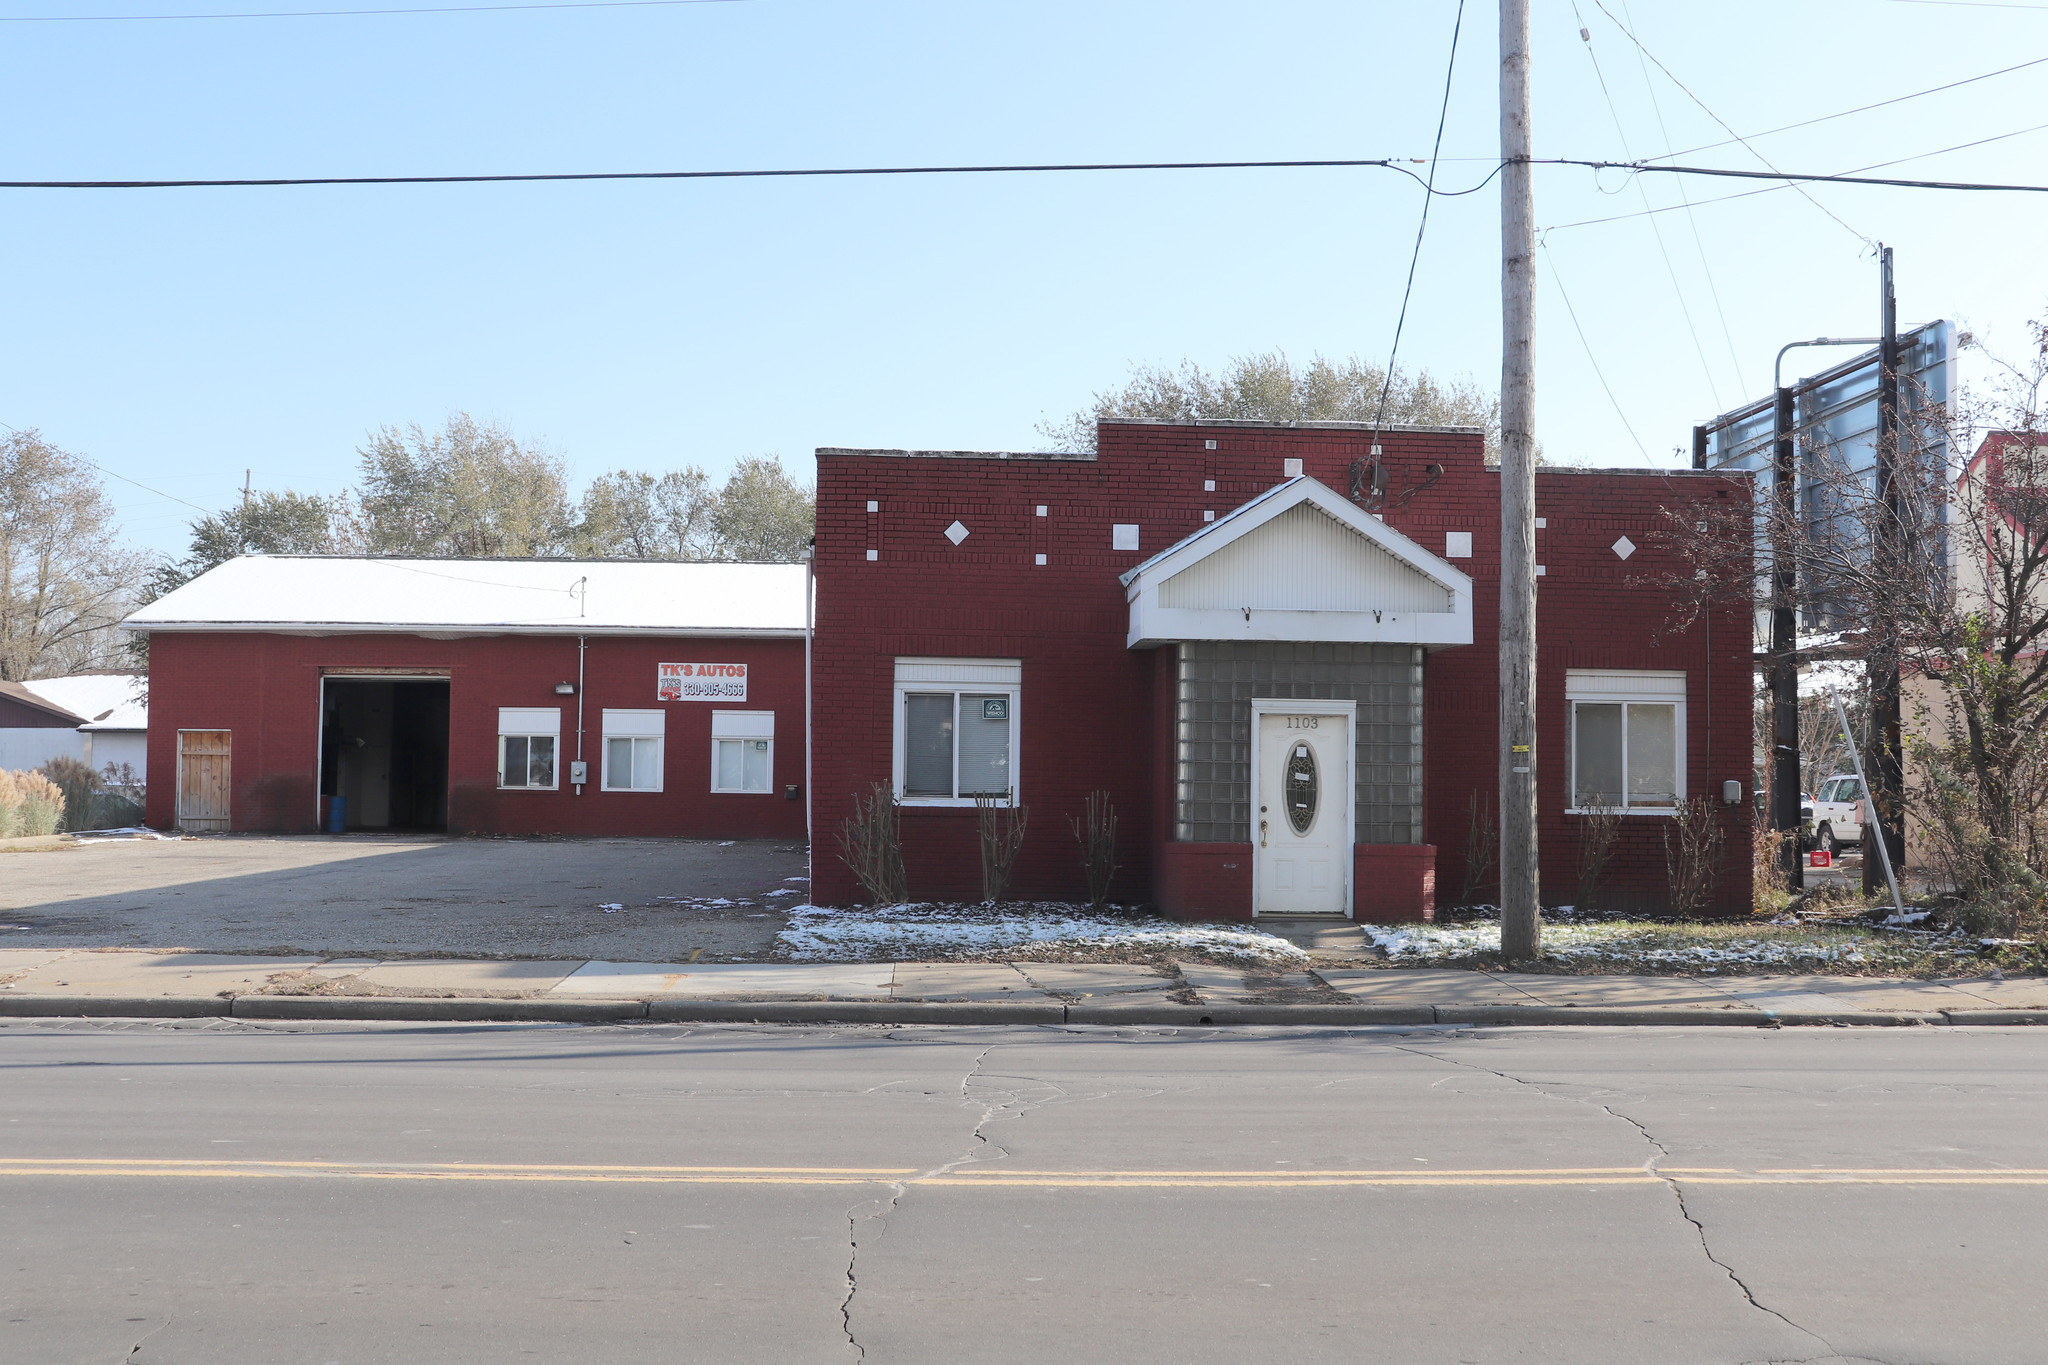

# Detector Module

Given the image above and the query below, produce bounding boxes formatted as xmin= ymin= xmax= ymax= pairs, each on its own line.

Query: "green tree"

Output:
xmin=356 ymin=414 xmax=572 ymax=557
xmin=146 ymin=489 xmax=356 ymax=603
xmin=575 ymin=467 xmax=716 ymax=559
xmin=0 ymin=430 xmax=148 ymax=681
xmin=711 ymin=456 xmax=814 ymax=562
xmin=1039 ymin=351 xmax=1504 ymax=461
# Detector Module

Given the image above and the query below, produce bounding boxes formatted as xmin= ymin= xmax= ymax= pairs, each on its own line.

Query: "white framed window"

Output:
xmin=602 ymin=709 xmax=665 ymax=793
xmin=711 ymin=710 xmax=775 ymax=794
xmin=498 ymin=707 xmax=560 ymax=791
xmin=892 ymin=658 xmax=1020 ymax=806
xmin=1567 ymin=670 xmax=1685 ymax=813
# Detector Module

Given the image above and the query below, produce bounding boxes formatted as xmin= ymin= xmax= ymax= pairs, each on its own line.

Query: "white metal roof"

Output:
xmin=18 ymin=674 xmax=147 ymax=730
xmin=124 ymin=557 xmax=809 ymax=639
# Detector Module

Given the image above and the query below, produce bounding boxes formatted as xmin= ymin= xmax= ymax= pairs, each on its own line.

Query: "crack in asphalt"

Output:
xmin=1392 ymin=1040 xmax=1839 ymax=1359
xmin=839 ymin=1044 xmax=1067 ymax=1360
xmin=124 ymin=1313 xmax=172 ymax=1360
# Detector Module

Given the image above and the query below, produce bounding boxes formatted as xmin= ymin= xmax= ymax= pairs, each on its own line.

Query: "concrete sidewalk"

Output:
xmin=2 ymin=948 xmax=2045 ymax=1026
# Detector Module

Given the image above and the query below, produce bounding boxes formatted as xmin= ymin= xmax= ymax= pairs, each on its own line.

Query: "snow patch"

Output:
xmin=779 ymin=903 xmax=1308 ymax=963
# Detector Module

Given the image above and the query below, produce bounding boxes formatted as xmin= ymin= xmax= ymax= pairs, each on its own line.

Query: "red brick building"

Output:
xmin=128 ymin=558 xmax=808 ymax=840
xmin=809 ymin=420 xmax=1754 ymax=919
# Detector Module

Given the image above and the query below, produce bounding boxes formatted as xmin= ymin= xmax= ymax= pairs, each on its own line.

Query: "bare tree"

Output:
xmin=357 ymin=414 xmax=573 ymax=557
xmin=1664 ymin=313 xmax=2048 ymax=911
xmin=0 ymin=430 xmax=148 ymax=680
xmin=1038 ymin=351 xmax=1505 ymax=461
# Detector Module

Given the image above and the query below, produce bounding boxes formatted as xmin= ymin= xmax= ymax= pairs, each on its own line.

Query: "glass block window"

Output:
xmin=1173 ymin=642 xmax=1423 ymax=844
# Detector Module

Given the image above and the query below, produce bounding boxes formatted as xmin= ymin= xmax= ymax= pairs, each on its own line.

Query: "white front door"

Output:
xmin=1254 ymin=708 xmax=1350 ymax=916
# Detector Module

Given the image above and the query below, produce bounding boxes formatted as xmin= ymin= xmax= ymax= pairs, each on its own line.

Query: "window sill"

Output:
xmin=497 ymin=785 xmax=560 ymax=793
xmin=1565 ymin=807 xmax=1677 ymax=817
xmin=711 ymin=788 xmax=773 ymax=796
xmin=899 ymin=797 xmax=1019 ymax=809
xmin=602 ymin=787 xmax=665 ymax=794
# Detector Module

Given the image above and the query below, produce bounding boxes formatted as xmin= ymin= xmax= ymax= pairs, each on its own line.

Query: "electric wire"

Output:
xmin=1569 ymin=0 xmax=1723 ymax=409
xmin=1540 ymin=125 xmax=2048 ymax=231
xmin=1618 ymin=0 xmax=1746 ymax=393
xmin=0 ymin=422 xmax=216 ymax=515
xmin=0 ymin=156 xmax=1410 ymax=190
xmin=1371 ymin=0 xmax=1464 ymax=435
xmin=1538 ymin=240 xmax=1649 ymax=461
xmin=0 ymin=0 xmax=741 ymax=20
xmin=1589 ymin=0 xmax=1871 ymax=245
xmin=1647 ymin=54 xmax=2048 ymax=164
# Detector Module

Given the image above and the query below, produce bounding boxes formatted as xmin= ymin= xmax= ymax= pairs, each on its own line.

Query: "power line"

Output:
xmin=1649 ymin=54 xmax=2048 ymax=164
xmin=0 ymin=0 xmax=740 ymax=20
xmin=1562 ymin=152 xmax=2048 ymax=194
xmin=1372 ymin=0 xmax=1465 ymax=433
xmin=1589 ymin=0 xmax=1870 ymax=245
xmin=1539 ymin=124 xmax=2048 ymax=230
xmin=1539 ymin=241 xmax=1649 ymax=460
xmin=0 ymin=424 xmax=217 ymax=514
xmin=1569 ymin=0 xmax=1723 ymax=409
xmin=1617 ymin=0 xmax=1746 ymax=394
xmin=0 ymin=157 xmax=1411 ymax=190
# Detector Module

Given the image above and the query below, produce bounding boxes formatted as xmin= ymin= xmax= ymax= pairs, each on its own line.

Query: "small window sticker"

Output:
xmin=982 ymin=698 xmax=1009 ymax=720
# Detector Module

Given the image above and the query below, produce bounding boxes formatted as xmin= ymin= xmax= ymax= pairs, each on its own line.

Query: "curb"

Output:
xmin=2 ymin=994 xmax=2033 ymax=1027
xmin=1434 ymin=1005 xmax=1778 ymax=1027
xmin=0 ymin=995 xmax=231 ymax=1018
xmin=647 ymin=999 xmax=1067 ymax=1024
xmin=231 ymin=996 xmax=649 ymax=1024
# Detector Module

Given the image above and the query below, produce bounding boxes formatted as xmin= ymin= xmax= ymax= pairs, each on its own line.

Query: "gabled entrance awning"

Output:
xmin=1119 ymin=477 xmax=1474 ymax=649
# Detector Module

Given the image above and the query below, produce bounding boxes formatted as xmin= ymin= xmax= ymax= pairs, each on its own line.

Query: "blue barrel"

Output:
xmin=326 ymin=796 xmax=347 ymax=834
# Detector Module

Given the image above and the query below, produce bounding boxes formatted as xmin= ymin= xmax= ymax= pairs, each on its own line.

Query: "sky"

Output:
xmin=2 ymin=0 xmax=2044 ymax=558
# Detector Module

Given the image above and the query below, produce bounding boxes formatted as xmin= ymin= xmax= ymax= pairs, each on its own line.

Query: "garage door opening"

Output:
xmin=320 ymin=678 xmax=450 ymax=832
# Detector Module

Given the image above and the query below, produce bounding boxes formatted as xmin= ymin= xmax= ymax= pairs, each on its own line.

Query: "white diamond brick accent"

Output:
xmin=1612 ymin=535 xmax=1637 ymax=560
xmin=944 ymin=520 xmax=970 ymax=545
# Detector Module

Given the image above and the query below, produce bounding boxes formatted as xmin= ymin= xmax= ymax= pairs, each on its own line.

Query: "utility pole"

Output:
xmin=1498 ymin=0 xmax=1540 ymax=959
xmin=1769 ymin=384 xmax=1804 ymax=893
xmin=1868 ymin=246 xmax=1907 ymax=894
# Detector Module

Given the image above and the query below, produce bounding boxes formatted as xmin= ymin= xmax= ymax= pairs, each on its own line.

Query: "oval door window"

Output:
xmin=1285 ymin=742 xmax=1319 ymax=834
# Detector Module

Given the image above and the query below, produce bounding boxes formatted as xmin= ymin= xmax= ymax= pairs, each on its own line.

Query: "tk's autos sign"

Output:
xmin=659 ymin=662 xmax=747 ymax=701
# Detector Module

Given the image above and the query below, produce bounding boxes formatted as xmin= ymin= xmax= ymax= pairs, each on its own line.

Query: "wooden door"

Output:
xmin=177 ymin=730 xmax=231 ymax=832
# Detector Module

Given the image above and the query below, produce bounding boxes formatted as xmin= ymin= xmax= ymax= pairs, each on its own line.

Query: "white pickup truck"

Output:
xmin=1802 ymin=773 xmax=1866 ymax=855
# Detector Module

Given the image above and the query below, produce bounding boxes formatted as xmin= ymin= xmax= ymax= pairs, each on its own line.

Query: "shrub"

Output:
xmin=836 ymin=782 xmax=907 ymax=905
xmin=1458 ymin=791 xmax=1497 ymax=907
xmin=36 ymin=755 xmax=101 ymax=833
xmin=1753 ymin=825 xmax=1792 ymax=914
xmin=1662 ymin=796 xmax=1725 ymax=919
xmin=1573 ymin=802 xmax=1620 ymax=911
xmin=0 ymin=769 xmax=66 ymax=838
xmin=1069 ymin=790 xmax=1120 ymax=910
xmin=975 ymin=793 xmax=1028 ymax=905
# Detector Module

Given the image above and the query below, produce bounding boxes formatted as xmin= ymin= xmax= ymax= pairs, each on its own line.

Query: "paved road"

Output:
xmin=0 ymin=835 xmax=805 ymax=958
xmin=5 ymin=1020 xmax=2045 ymax=1364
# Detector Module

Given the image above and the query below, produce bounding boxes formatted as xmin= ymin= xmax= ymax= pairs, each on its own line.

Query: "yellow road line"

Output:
xmin=5 ymin=1159 xmax=2048 ymax=1187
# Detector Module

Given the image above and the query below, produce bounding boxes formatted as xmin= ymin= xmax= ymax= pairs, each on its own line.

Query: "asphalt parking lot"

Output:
xmin=0 ymin=835 xmax=809 ymax=959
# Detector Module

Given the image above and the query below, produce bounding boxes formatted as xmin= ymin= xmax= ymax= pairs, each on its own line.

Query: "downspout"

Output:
xmin=575 ymin=634 xmax=587 ymax=795
xmin=802 ymin=543 xmax=814 ymax=851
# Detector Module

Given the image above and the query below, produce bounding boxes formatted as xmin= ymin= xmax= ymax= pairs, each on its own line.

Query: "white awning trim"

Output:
xmin=711 ymin=709 xmax=776 ymax=739
xmin=1120 ymin=477 xmax=1474 ymax=650
xmin=893 ymin=657 xmax=1022 ymax=686
xmin=602 ymin=708 xmax=667 ymax=739
xmin=498 ymin=707 xmax=562 ymax=736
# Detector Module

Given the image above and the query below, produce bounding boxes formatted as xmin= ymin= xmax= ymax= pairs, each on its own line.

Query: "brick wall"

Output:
xmin=814 ymin=420 xmax=1753 ymax=915
xmin=143 ymin=631 xmax=808 ymax=840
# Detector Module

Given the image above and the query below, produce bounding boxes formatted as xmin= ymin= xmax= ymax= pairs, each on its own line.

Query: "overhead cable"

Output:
xmin=1371 ymin=0 xmax=1465 ymax=433
xmin=1589 ymin=0 xmax=1870 ymax=244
